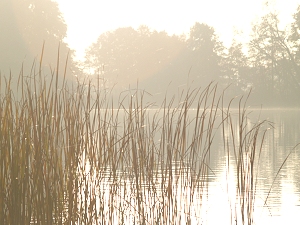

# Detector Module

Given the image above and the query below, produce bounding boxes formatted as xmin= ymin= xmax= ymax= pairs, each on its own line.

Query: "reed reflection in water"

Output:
xmin=1 ymin=71 xmax=300 ymax=224
xmin=78 ymin=108 xmax=300 ymax=225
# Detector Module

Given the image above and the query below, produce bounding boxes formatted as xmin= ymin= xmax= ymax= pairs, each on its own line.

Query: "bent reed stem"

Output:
xmin=0 ymin=60 xmax=293 ymax=224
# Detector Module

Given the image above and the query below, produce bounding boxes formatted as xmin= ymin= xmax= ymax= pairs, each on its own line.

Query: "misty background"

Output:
xmin=1 ymin=0 xmax=300 ymax=107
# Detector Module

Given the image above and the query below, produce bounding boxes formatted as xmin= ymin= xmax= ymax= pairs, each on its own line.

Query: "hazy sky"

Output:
xmin=55 ymin=0 xmax=300 ymax=60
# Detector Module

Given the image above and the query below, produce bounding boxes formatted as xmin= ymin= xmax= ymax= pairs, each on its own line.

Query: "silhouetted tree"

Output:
xmin=186 ymin=22 xmax=224 ymax=84
xmin=84 ymin=26 xmax=186 ymax=92
xmin=288 ymin=5 xmax=300 ymax=83
xmin=84 ymin=27 xmax=141 ymax=89
xmin=84 ymin=23 xmax=229 ymax=103
xmin=248 ymin=12 xmax=300 ymax=105
xmin=290 ymin=5 xmax=300 ymax=62
xmin=221 ymin=40 xmax=250 ymax=95
xmin=0 ymin=0 xmax=77 ymax=82
xmin=135 ymin=29 xmax=186 ymax=94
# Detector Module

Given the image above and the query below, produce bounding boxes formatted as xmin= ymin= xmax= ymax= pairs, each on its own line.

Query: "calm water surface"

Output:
xmin=83 ymin=108 xmax=300 ymax=224
xmin=205 ymin=109 xmax=300 ymax=224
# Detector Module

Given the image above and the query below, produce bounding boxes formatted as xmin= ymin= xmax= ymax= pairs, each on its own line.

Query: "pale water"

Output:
xmin=80 ymin=108 xmax=300 ymax=224
xmin=200 ymin=109 xmax=300 ymax=224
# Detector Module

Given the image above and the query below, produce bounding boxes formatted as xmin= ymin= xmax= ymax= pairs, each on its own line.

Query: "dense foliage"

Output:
xmin=84 ymin=6 xmax=300 ymax=107
xmin=1 ymin=1 xmax=300 ymax=107
xmin=0 ymin=0 xmax=78 ymax=81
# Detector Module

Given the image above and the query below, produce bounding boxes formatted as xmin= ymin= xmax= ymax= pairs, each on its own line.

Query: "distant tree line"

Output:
xmin=84 ymin=6 xmax=300 ymax=107
xmin=83 ymin=23 xmax=224 ymax=101
xmin=0 ymin=0 xmax=78 ymax=92
xmin=1 ymin=1 xmax=300 ymax=107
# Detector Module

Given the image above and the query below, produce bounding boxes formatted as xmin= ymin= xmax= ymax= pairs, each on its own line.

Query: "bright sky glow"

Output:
xmin=55 ymin=0 xmax=300 ymax=61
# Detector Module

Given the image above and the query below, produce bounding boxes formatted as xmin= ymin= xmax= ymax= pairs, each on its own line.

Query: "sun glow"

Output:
xmin=56 ymin=0 xmax=299 ymax=61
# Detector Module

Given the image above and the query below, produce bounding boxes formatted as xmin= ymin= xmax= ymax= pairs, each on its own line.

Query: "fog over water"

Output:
xmin=1 ymin=0 xmax=300 ymax=224
xmin=84 ymin=107 xmax=300 ymax=224
xmin=57 ymin=0 xmax=300 ymax=61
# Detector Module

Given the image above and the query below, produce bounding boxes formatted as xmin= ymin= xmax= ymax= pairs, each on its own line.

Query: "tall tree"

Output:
xmin=0 ymin=0 xmax=77 ymax=82
xmin=222 ymin=40 xmax=250 ymax=94
xmin=289 ymin=5 xmax=300 ymax=74
xmin=84 ymin=27 xmax=140 ymax=89
xmin=84 ymin=26 xmax=185 ymax=91
xmin=187 ymin=22 xmax=224 ymax=84
xmin=290 ymin=6 xmax=300 ymax=59
xmin=247 ymin=12 xmax=300 ymax=105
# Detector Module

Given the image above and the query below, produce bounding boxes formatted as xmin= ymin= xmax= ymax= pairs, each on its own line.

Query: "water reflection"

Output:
xmin=79 ymin=109 xmax=300 ymax=224
xmin=207 ymin=109 xmax=300 ymax=224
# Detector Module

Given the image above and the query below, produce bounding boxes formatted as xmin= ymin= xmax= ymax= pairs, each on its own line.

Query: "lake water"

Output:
xmin=200 ymin=109 xmax=300 ymax=224
xmin=80 ymin=108 xmax=300 ymax=224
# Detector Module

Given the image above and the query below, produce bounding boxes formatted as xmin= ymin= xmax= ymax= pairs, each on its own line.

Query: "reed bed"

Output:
xmin=220 ymin=93 xmax=274 ymax=225
xmin=0 ymin=65 xmax=278 ymax=224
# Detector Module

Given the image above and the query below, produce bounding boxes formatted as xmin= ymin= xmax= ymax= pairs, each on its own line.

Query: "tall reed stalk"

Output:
xmin=0 ymin=59 xmax=289 ymax=224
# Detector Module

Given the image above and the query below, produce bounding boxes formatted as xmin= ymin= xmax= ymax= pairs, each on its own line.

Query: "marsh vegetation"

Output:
xmin=2 ymin=1 xmax=300 ymax=224
xmin=2 ymin=67 xmax=295 ymax=225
